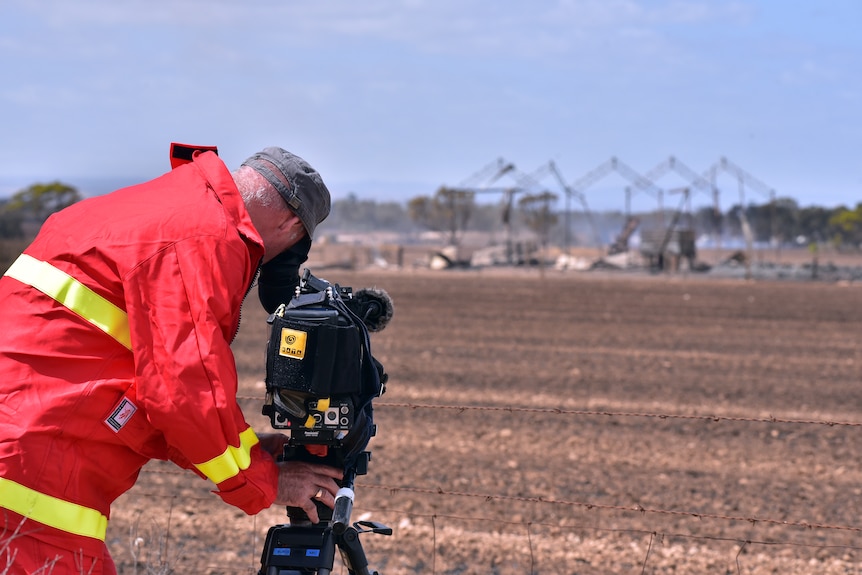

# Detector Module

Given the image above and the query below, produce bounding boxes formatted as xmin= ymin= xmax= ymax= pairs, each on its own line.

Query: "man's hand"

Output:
xmin=257 ymin=432 xmax=290 ymax=459
xmin=274 ymin=460 xmax=343 ymax=524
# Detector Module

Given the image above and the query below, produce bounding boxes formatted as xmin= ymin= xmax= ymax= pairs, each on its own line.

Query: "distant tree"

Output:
xmin=797 ymin=205 xmax=838 ymax=244
xmin=0 ymin=181 xmax=82 ymax=239
xmin=469 ymin=201 xmax=508 ymax=233
xmin=723 ymin=204 xmax=743 ymax=238
xmin=743 ymin=202 xmax=775 ymax=243
xmin=828 ymin=203 xmax=862 ymax=248
xmin=762 ymin=197 xmax=800 ymax=245
xmin=407 ymin=187 xmax=475 ymax=245
xmin=298 ymin=188 xmax=860 ymax=254
xmin=321 ymin=193 xmax=412 ymax=233
xmin=693 ymin=205 xmax=722 ymax=238
xmin=6 ymin=181 xmax=81 ymax=221
xmin=518 ymin=191 xmax=558 ymax=250
xmin=0 ymin=199 xmax=25 ymax=240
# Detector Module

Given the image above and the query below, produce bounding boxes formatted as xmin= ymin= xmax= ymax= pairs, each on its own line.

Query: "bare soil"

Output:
xmin=106 ymin=265 xmax=862 ymax=574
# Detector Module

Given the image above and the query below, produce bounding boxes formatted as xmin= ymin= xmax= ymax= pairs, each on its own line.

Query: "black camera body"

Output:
xmin=262 ymin=269 xmax=388 ymax=469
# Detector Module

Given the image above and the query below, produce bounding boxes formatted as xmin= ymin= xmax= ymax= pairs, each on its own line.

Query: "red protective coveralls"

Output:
xmin=0 ymin=151 xmax=278 ymax=573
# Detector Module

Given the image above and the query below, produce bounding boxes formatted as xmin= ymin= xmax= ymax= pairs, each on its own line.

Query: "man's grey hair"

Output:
xmin=233 ymin=165 xmax=289 ymax=212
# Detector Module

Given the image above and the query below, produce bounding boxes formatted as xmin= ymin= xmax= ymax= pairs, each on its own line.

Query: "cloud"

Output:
xmin=1 ymin=0 xmax=859 ymax=206
xmin=4 ymin=0 xmax=758 ymax=68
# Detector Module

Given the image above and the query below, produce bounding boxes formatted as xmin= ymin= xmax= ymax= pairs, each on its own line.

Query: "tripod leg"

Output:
xmin=335 ymin=527 xmax=379 ymax=575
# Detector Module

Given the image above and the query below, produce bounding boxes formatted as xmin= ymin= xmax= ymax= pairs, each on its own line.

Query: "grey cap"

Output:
xmin=241 ymin=147 xmax=331 ymax=239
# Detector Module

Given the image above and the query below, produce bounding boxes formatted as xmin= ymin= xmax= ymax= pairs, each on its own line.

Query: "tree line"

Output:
xmin=2 ymin=183 xmax=861 ymax=250
xmin=375 ymin=187 xmax=862 ymax=250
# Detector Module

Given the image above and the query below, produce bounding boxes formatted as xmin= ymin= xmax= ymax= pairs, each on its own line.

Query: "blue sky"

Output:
xmin=1 ymin=0 xmax=859 ymax=212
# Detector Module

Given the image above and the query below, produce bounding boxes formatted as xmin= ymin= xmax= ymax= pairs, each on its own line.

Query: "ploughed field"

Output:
xmin=108 ymin=269 xmax=862 ymax=574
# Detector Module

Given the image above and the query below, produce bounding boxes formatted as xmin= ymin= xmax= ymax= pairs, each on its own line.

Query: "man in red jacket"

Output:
xmin=0 ymin=146 xmax=342 ymax=574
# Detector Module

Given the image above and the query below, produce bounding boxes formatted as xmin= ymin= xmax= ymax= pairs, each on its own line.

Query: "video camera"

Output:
xmin=262 ymin=269 xmax=391 ymax=464
xmin=259 ymin=269 xmax=393 ymax=575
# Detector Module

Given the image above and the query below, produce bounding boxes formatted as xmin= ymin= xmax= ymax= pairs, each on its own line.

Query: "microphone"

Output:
xmin=349 ymin=287 xmax=394 ymax=332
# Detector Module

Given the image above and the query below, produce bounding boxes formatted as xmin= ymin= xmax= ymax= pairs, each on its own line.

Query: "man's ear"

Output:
xmin=278 ymin=213 xmax=304 ymax=234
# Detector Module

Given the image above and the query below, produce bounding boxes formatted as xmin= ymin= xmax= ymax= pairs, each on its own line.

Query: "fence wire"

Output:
xmin=126 ymin=398 xmax=862 ymax=573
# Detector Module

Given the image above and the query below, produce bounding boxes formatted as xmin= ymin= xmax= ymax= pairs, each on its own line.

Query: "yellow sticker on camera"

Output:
xmin=279 ymin=327 xmax=307 ymax=360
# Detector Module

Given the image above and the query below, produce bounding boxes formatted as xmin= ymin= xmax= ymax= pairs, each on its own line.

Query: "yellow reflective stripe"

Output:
xmin=194 ymin=427 xmax=260 ymax=484
xmin=4 ymin=254 xmax=131 ymax=350
xmin=0 ymin=477 xmax=108 ymax=540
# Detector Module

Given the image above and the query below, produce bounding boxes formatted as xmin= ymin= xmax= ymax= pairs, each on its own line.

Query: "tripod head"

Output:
xmin=259 ymin=269 xmax=392 ymax=574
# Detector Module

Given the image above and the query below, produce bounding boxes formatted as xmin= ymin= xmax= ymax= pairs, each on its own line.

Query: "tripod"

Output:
xmin=258 ymin=451 xmax=391 ymax=575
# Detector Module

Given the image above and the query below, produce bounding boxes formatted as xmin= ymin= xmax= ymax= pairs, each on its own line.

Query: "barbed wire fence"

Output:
xmin=119 ymin=397 xmax=862 ymax=574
